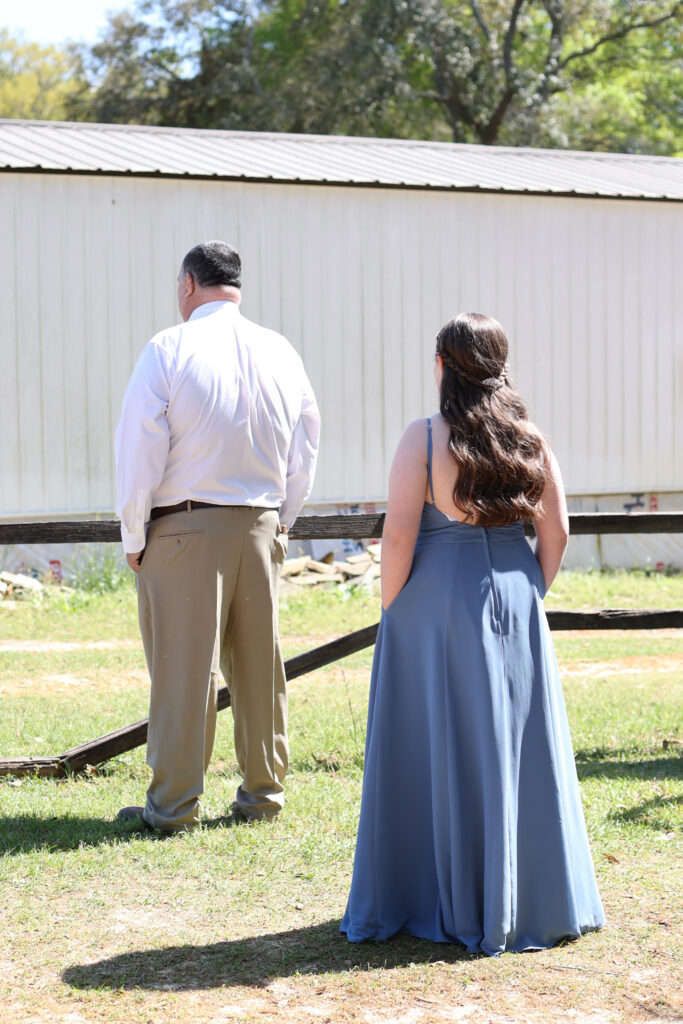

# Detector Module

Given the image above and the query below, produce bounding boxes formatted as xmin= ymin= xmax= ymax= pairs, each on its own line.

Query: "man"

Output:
xmin=115 ymin=240 xmax=320 ymax=831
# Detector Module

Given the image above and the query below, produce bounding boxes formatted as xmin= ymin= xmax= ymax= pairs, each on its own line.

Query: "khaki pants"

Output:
xmin=136 ymin=505 xmax=288 ymax=830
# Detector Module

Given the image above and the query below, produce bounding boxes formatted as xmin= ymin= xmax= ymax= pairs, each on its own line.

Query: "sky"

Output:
xmin=0 ymin=0 xmax=132 ymax=47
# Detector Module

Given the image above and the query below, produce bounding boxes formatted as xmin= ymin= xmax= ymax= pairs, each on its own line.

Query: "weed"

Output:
xmin=71 ymin=548 xmax=132 ymax=594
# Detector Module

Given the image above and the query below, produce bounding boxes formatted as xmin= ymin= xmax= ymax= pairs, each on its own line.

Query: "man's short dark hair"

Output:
xmin=181 ymin=241 xmax=242 ymax=289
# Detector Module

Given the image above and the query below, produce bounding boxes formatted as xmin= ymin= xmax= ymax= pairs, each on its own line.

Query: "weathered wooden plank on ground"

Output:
xmin=0 ymin=758 xmax=66 ymax=778
xmin=0 ymin=624 xmax=382 ymax=778
xmin=1 ymin=610 xmax=680 ymax=779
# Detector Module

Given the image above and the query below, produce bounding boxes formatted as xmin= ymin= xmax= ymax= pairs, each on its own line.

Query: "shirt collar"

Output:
xmin=188 ymin=300 xmax=240 ymax=322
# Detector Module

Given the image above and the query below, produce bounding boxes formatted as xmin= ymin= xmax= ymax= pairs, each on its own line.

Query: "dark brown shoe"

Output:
xmin=117 ymin=805 xmax=153 ymax=829
xmin=230 ymin=801 xmax=278 ymax=823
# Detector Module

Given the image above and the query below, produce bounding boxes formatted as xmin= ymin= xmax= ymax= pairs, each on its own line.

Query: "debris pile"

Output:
xmin=281 ymin=544 xmax=381 ymax=588
xmin=0 ymin=550 xmax=383 ymax=596
xmin=0 ymin=571 xmax=44 ymax=599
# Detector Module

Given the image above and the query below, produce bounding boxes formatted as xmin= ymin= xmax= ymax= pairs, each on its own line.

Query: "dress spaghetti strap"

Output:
xmin=426 ymin=418 xmax=435 ymax=504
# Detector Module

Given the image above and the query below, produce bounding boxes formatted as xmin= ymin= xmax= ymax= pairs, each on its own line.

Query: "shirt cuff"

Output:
xmin=278 ymin=504 xmax=296 ymax=530
xmin=120 ymin=525 xmax=146 ymax=554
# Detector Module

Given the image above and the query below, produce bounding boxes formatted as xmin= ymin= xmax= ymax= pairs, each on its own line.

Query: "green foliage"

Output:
xmin=71 ymin=548 xmax=131 ymax=595
xmin=0 ymin=30 xmax=86 ymax=120
xmin=537 ymin=12 xmax=683 ymax=154
xmin=66 ymin=0 xmax=682 ymax=155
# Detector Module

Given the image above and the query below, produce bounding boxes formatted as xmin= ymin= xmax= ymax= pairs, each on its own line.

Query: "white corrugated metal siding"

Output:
xmin=0 ymin=171 xmax=681 ymax=519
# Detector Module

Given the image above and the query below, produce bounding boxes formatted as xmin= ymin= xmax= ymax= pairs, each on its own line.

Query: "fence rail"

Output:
xmin=1 ymin=510 xmax=681 ymax=778
xmin=1 ymin=510 xmax=682 ymax=545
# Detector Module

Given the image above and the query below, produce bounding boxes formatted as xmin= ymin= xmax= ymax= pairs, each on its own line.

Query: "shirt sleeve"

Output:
xmin=279 ymin=372 xmax=321 ymax=529
xmin=114 ymin=340 xmax=172 ymax=553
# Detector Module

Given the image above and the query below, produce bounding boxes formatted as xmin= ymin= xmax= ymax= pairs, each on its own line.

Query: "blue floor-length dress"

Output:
xmin=341 ymin=423 xmax=605 ymax=955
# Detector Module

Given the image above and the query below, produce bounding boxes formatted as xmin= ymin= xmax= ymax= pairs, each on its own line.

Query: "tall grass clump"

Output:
xmin=71 ymin=547 xmax=131 ymax=594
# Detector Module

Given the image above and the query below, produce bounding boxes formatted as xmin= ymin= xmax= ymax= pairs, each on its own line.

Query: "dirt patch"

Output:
xmin=0 ymin=667 xmax=149 ymax=696
xmin=559 ymin=654 xmax=682 ymax=679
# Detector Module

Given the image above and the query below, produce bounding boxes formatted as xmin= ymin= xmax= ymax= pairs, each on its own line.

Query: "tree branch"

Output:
xmin=559 ymin=3 xmax=682 ymax=71
xmin=470 ymin=0 xmax=491 ymax=43
xmin=428 ymin=41 xmax=482 ymax=138
xmin=438 ymin=77 xmax=481 ymax=137
xmin=481 ymin=86 xmax=516 ymax=143
xmin=144 ymin=53 xmax=183 ymax=81
xmin=503 ymin=0 xmax=526 ymax=80
xmin=536 ymin=0 xmax=565 ymax=104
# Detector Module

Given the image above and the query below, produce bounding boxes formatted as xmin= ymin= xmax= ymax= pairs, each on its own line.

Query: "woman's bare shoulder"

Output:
xmin=397 ymin=417 xmax=430 ymax=450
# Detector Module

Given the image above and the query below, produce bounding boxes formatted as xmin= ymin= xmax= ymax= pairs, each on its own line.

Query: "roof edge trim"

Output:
xmin=1 ymin=164 xmax=680 ymax=202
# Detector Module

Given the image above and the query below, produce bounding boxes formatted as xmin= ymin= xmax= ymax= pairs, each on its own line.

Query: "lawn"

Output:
xmin=0 ymin=571 xmax=681 ymax=1024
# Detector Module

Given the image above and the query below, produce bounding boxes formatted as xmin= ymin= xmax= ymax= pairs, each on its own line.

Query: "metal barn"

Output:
xmin=0 ymin=119 xmax=681 ymax=569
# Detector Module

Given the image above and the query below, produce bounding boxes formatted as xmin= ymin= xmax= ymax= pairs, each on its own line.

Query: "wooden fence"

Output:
xmin=1 ymin=510 xmax=681 ymax=778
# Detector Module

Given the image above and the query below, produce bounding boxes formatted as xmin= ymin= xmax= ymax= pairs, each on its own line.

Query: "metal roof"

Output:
xmin=0 ymin=118 xmax=681 ymax=200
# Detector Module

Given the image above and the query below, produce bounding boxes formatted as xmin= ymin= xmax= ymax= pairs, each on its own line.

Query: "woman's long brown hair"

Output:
xmin=435 ymin=313 xmax=548 ymax=527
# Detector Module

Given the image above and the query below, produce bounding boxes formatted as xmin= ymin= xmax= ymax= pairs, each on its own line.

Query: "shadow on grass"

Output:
xmin=0 ymin=812 xmax=244 ymax=854
xmin=575 ymin=756 xmax=682 ymax=781
xmin=62 ymin=920 xmax=475 ymax=991
xmin=607 ymin=793 xmax=682 ymax=828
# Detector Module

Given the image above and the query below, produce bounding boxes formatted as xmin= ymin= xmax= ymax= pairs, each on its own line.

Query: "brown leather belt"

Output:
xmin=150 ymin=500 xmax=237 ymax=521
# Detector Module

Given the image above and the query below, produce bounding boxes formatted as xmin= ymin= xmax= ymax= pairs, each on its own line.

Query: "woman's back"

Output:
xmin=424 ymin=413 xmax=470 ymax=522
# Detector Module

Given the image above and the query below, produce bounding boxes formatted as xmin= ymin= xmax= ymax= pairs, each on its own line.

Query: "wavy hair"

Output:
xmin=435 ymin=313 xmax=548 ymax=527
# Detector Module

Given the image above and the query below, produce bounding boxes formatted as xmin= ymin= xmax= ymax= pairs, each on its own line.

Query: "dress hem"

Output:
xmin=340 ymin=921 xmax=605 ymax=957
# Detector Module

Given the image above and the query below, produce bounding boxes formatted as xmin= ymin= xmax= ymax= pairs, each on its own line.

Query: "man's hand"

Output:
xmin=127 ymin=551 xmax=144 ymax=573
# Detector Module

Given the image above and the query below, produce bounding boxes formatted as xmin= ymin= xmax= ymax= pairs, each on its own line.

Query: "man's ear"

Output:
xmin=183 ymin=271 xmax=196 ymax=297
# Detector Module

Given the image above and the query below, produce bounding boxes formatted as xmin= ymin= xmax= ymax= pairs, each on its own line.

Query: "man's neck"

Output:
xmin=186 ymin=288 xmax=240 ymax=319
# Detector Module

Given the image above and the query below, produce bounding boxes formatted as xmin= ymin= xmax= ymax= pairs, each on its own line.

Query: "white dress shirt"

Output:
xmin=115 ymin=300 xmax=320 ymax=553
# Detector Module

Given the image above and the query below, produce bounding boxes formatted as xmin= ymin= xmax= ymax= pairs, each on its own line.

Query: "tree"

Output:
xmin=250 ymin=0 xmax=441 ymax=137
xmin=69 ymin=0 xmax=308 ymax=130
xmin=535 ymin=12 xmax=683 ymax=154
xmin=0 ymin=30 xmax=86 ymax=121
xmin=399 ymin=0 xmax=683 ymax=147
xmin=70 ymin=0 xmax=434 ymax=137
xmin=70 ymin=0 xmax=683 ymax=153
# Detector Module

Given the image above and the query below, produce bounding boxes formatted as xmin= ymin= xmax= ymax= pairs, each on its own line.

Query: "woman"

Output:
xmin=341 ymin=313 xmax=605 ymax=955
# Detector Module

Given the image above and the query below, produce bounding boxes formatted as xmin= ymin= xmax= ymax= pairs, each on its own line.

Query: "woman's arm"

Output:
xmin=381 ymin=419 xmax=430 ymax=610
xmin=533 ymin=448 xmax=570 ymax=592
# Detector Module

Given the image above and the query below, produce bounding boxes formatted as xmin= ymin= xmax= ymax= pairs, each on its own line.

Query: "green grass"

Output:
xmin=0 ymin=585 xmax=140 ymax=643
xmin=544 ymin=566 xmax=682 ymax=610
xmin=0 ymin=573 xmax=681 ymax=1024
